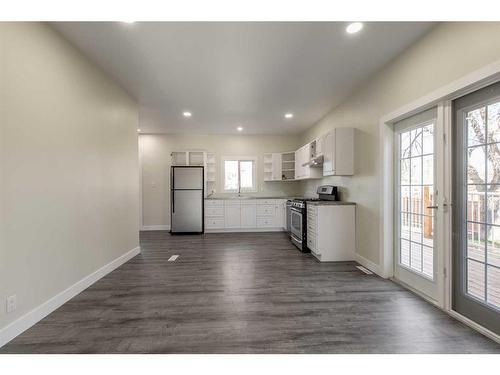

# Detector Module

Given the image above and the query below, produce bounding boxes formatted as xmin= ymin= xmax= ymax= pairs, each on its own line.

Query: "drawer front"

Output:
xmin=257 ymin=205 xmax=276 ymax=216
xmin=307 ymin=234 xmax=317 ymax=252
xmin=307 ymin=212 xmax=317 ymax=223
xmin=240 ymin=200 xmax=257 ymax=206
xmin=205 ymin=199 xmax=224 ymax=207
xmin=224 ymin=200 xmax=241 ymax=206
xmin=257 ymin=217 xmax=276 ymax=228
xmin=307 ymin=222 xmax=317 ymax=235
xmin=307 ymin=206 xmax=317 ymax=215
xmin=205 ymin=218 xmax=224 ymax=229
xmin=257 ymin=199 xmax=276 ymax=205
xmin=205 ymin=206 xmax=224 ymax=217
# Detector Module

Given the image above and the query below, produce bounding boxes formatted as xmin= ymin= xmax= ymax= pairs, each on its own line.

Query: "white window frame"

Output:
xmin=221 ymin=156 xmax=258 ymax=193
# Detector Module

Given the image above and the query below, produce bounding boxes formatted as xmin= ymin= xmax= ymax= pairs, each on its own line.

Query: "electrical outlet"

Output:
xmin=6 ymin=294 xmax=17 ymax=313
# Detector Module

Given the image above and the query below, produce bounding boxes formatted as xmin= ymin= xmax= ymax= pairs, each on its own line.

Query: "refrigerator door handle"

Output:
xmin=171 ymin=168 xmax=175 ymax=213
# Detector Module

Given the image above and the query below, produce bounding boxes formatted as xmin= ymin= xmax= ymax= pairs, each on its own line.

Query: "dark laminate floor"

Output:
xmin=2 ymin=231 xmax=500 ymax=353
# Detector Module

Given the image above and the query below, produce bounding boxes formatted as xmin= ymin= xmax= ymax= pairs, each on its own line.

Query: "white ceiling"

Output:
xmin=52 ymin=22 xmax=435 ymax=134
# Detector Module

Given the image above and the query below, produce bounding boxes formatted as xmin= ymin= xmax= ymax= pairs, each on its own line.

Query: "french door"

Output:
xmin=453 ymin=81 xmax=500 ymax=335
xmin=394 ymin=108 xmax=441 ymax=301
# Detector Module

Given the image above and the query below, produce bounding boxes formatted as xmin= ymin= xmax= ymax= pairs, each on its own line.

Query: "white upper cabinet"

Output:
xmin=294 ymin=146 xmax=306 ymax=179
xmin=171 ymin=151 xmax=217 ymax=196
xmin=171 ymin=151 xmax=188 ymax=166
xmin=295 ymin=143 xmax=322 ymax=180
xmin=271 ymin=153 xmax=282 ymax=180
xmin=264 ymin=153 xmax=283 ymax=181
xmin=264 ymin=152 xmax=296 ymax=181
xmin=315 ymin=136 xmax=324 ymax=156
xmin=206 ymin=153 xmax=216 ymax=182
xmin=322 ymin=128 xmax=354 ymax=176
xmin=294 ymin=149 xmax=301 ymax=179
xmin=280 ymin=152 xmax=295 ymax=180
xmin=322 ymin=131 xmax=334 ymax=175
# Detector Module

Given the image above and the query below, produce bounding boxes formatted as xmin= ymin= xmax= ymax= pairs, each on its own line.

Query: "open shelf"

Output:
xmin=206 ymin=152 xmax=216 ymax=182
xmin=281 ymin=152 xmax=295 ymax=180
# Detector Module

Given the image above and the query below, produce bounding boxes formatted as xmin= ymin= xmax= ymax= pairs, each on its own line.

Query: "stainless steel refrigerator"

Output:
xmin=170 ymin=166 xmax=204 ymax=234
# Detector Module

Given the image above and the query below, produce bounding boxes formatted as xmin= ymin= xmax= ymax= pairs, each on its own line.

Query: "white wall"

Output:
xmin=139 ymin=133 xmax=301 ymax=227
xmin=299 ymin=22 xmax=500 ymax=266
xmin=0 ymin=23 xmax=139 ymax=331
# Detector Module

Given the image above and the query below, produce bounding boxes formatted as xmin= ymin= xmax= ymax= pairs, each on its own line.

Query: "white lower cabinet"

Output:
xmin=204 ymin=200 xmax=224 ymax=229
xmin=205 ymin=206 xmax=224 ymax=217
xmin=241 ymin=204 xmax=257 ymax=228
xmin=205 ymin=199 xmax=286 ymax=232
xmin=224 ymin=204 xmax=241 ymax=228
xmin=306 ymin=204 xmax=355 ymax=262
xmin=277 ymin=200 xmax=286 ymax=229
xmin=256 ymin=204 xmax=275 ymax=216
xmin=256 ymin=217 xmax=275 ymax=228
xmin=206 ymin=217 xmax=224 ymax=229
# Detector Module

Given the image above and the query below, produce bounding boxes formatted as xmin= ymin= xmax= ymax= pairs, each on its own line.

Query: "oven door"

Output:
xmin=290 ymin=208 xmax=303 ymax=241
xmin=286 ymin=200 xmax=292 ymax=233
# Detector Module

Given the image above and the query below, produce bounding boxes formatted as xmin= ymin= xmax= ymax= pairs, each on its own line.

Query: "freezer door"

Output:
xmin=172 ymin=167 xmax=203 ymax=190
xmin=171 ymin=190 xmax=203 ymax=233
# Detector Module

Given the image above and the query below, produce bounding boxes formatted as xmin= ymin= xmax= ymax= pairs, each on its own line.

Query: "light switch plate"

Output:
xmin=6 ymin=294 xmax=17 ymax=313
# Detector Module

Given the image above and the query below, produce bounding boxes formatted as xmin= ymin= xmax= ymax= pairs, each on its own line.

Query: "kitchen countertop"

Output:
xmin=205 ymin=196 xmax=299 ymax=200
xmin=204 ymin=196 xmax=356 ymax=205
xmin=306 ymin=201 xmax=356 ymax=206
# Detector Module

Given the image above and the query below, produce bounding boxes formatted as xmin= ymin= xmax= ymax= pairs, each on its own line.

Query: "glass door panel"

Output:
xmin=398 ymin=124 xmax=435 ymax=277
xmin=453 ymin=81 xmax=500 ymax=335
xmin=394 ymin=107 xmax=439 ymax=301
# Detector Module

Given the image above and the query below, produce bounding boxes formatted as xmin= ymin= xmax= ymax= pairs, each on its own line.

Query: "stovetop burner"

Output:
xmin=292 ymin=198 xmax=324 ymax=203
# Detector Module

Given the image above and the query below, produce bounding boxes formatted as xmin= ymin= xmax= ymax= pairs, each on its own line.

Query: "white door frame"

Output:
xmin=379 ymin=58 xmax=500 ymax=342
xmin=379 ymin=60 xmax=500 ymax=310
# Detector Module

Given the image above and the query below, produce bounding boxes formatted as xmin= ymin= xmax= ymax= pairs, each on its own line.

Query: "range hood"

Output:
xmin=302 ymin=155 xmax=324 ymax=168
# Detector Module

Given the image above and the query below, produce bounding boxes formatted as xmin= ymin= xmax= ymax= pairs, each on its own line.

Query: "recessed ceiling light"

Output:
xmin=183 ymin=111 xmax=192 ymax=118
xmin=137 ymin=128 xmax=141 ymax=132
xmin=284 ymin=113 xmax=294 ymax=119
xmin=346 ymin=22 xmax=363 ymax=34
xmin=237 ymin=126 xmax=243 ymax=132
xmin=123 ymin=21 xmax=136 ymax=24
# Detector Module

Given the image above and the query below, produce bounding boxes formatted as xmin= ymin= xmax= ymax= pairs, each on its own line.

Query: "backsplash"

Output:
xmin=300 ymin=176 xmax=352 ymax=201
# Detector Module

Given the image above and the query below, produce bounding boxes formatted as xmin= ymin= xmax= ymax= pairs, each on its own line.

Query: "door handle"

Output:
xmin=427 ymin=205 xmax=438 ymax=209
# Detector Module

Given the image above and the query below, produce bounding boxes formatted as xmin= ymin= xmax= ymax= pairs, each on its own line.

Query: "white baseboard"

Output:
xmin=447 ymin=310 xmax=500 ymax=345
xmin=391 ymin=277 xmax=440 ymax=307
xmin=141 ymin=225 xmax=170 ymax=231
xmin=355 ymin=253 xmax=383 ymax=277
xmin=392 ymin=279 xmax=500 ymax=344
xmin=205 ymin=228 xmax=285 ymax=233
xmin=0 ymin=246 xmax=141 ymax=348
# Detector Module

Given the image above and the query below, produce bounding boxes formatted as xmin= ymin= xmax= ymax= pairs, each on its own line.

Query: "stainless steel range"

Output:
xmin=289 ymin=185 xmax=338 ymax=252
xmin=290 ymin=199 xmax=308 ymax=252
